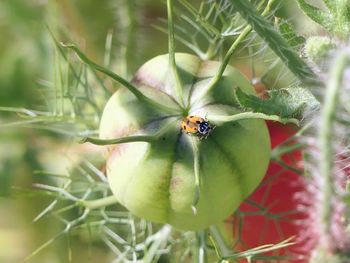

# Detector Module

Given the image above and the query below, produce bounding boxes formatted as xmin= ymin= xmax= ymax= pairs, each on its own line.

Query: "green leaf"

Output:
xmin=278 ymin=20 xmax=305 ymax=50
xmin=296 ymin=0 xmax=333 ymax=31
xmin=235 ymin=87 xmax=320 ymax=119
xmin=298 ymin=0 xmax=350 ymax=37
xmin=228 ymin=0 xmax=317 ymax=84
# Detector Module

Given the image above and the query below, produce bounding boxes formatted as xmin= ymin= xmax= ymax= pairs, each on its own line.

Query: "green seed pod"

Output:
xmin=99 ymin=53 xmax=270 ymax=230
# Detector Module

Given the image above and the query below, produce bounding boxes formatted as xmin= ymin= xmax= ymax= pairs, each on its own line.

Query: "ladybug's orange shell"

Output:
xmin=181 ymin=116 xmax=204 ymax=134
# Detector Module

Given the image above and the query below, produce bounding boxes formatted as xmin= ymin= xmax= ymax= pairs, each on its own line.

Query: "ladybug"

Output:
xmin=181 ymin=115 xmax=215 ymax=139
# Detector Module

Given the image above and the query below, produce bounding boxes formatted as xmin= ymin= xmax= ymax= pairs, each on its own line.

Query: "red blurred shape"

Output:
xmin=230 ymin=121 xmax=309 ymax=263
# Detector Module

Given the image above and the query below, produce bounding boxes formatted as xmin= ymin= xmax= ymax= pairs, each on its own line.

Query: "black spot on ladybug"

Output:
xmin=196 ymin=121 xmax=200 ymax=124
xmin=186 ymin=120 xmax=190 ymax=125
xmin=189 ymin=116 xmax=194 ymax=118
xmin=183 ymin=125 xmax=187 ymax=129
xmin=194 ymin=127 xmax=197 ymax=130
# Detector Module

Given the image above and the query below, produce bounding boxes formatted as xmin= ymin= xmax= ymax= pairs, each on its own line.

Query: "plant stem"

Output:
xmin=204 ymin=0 xmax=276 ymax=96
xmin=205 ymin=26 xmax=252 ymax=93
xmin=319 ymin=51 xmax=349 ymax=241
xmin=78 ymin=195 xmax=118 ymax=209
xmin=197 ymin=230 xmax=208 ymax=263
xmin=167 ymin=0 xmax=185 ymax=107
xmin=209 ymin=225 xmax=233 ymax=258
xmin=209 ymin=112 xmax=299 ymax=125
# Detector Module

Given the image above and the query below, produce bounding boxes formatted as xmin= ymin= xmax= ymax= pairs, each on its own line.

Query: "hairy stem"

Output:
xmin=319 ymin=51 xmax=349 ymax=242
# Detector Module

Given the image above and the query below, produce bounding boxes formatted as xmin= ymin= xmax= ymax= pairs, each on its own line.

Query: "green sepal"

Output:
xmin=235 ymin=87 xmax=320 ymax=119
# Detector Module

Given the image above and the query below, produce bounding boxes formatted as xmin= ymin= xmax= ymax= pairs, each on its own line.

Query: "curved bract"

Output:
xmin=99 ymin=53 xmax=270 ymax=230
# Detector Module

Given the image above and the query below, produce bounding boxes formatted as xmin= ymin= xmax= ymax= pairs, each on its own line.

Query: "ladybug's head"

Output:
xmin=198 ymin=122 xmax=211 ymax=135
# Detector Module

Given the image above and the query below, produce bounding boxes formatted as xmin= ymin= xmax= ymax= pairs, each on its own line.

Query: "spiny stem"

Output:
xmin=209 ymin=112 xmax=299 ymax=125
xmin=319 ymin=51 xmax=350 ymax=241
xmin=167 ymin=0 xmax=185 ymax=107
xmin=78 ymin=196 xmax=118 ymax=210
xmin=191 ymin=137 xmax=201 ymax=214
xmin=61 ymin=43 xmax=179 ymax=114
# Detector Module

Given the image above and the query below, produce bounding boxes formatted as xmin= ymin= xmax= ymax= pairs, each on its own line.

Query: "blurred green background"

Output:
xmin=0 ymin=1 xmax=320 ymax=262
xmin=0 ymin=1 xmax=169 ymax=262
